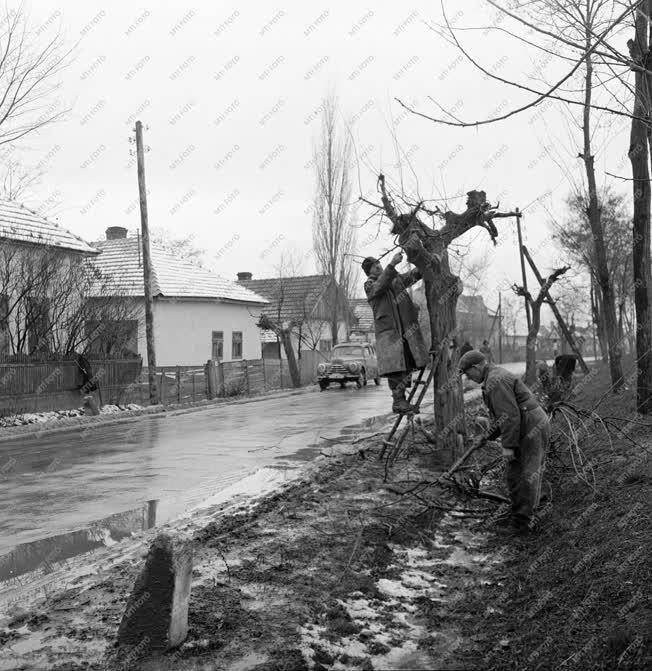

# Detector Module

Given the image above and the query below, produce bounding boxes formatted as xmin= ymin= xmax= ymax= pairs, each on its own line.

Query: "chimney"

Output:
xmin=237 ymin=272 xmax=252 ymax=281
xmin=106 ymin=226 xmax=128 ymax=240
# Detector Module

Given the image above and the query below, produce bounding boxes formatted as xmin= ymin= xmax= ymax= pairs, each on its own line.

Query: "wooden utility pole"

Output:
xmin=515 ymin=208 xmax=531 ymax=333
xmin=522 ymin=246 xmax=589 ymax=374
xmin=135 ymin=120 xmax=158 ymax=404
xmin=498 ymin=292 xmax=503 ymax=364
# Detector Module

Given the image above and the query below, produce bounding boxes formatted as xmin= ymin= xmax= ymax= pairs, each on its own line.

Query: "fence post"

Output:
xmin=160 ymin=372 xmax=166 ymax=405
xmin=205 ymin=360 xmax=216 ymax=399
xmin=191 ymin=373 xmax=196 ymax=401
xmin=242 ymin=359 xmax=249 ymax=395
xmin=176 ymin=366 xmax=181 ymax=403
xmin=263 ymin=358 xmax=267 ymax=391
xmin=217 ymin=361 xmax=224 ymax=397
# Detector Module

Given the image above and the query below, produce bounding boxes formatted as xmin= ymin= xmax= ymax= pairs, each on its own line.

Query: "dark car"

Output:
xmin=317 ymin=342 xmax=381 ymax=390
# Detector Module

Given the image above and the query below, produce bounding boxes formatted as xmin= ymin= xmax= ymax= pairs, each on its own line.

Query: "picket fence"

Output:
xmin=0 ymin=356 xmax=143 ymax=417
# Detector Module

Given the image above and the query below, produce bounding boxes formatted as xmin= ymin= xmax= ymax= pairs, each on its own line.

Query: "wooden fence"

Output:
xmin=0 ymin=350 xmax=326 ymax=416
xmin=0 ymin=356 xmax=143 ymax=416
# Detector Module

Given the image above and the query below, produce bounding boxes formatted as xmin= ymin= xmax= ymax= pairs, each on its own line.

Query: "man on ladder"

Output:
xmin=362 ymin=252 xmax=429 ymax=414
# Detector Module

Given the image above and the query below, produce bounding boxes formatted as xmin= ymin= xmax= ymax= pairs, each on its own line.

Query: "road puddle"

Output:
xmin=0 ymin=500 xmax=158 ymax=584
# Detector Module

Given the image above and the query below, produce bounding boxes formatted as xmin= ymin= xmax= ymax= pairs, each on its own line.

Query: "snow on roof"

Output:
xmin=0 ymin=199 xmax=99 ymax=255
xmin=92 ymin=237 xmax=269 ymax=304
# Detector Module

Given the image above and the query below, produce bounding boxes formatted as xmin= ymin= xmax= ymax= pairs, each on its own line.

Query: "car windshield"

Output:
xmin=333 ymin=346 xmax=364 ymax=358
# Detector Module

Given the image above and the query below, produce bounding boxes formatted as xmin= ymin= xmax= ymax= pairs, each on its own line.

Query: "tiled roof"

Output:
xmin=238 ymin=274 xmax=333 ymax=323
xmin=0 ymin=199 xmax=99 ymax=254
xmin=457 ymin=295 xmax=488 ymax=314
xmin=350 ymin=298 xmax=374 ymax=332
xmin=91 ymin=237 xmax=269 ymax=304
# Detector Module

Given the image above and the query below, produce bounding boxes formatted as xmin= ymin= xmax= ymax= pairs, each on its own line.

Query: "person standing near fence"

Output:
xmin=362 ymin=252 xmax=429 ymax=414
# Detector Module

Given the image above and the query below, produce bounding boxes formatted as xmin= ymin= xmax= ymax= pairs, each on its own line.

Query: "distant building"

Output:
xmin=0 ymin=199 xmax=100 ymax=355
xmin=91 ymin=227 xmax=268 ymax=366
xmin=349 ymin=298 xmax=375 ymax=344
xmin=237 ymin=272 xmax=351 ymax=359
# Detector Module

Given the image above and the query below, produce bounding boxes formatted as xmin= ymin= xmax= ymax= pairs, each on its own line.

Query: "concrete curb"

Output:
xmin=0 ymin=385 xmax=318 ymax=444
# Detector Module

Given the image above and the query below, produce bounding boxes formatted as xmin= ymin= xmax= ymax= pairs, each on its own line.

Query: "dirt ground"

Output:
xmin=1 ymin=361 xmax=650 ymax=670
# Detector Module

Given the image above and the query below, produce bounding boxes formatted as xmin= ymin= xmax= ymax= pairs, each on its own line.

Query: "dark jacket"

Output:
xmin=460 ymin=342 xmax=474 ymax=356
xmin=481 ymin=365 xmax=541 ymax=449
xmin=364 ymin=264 xmax=429 ymax=376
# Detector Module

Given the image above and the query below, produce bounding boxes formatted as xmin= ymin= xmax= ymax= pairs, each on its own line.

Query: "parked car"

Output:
xmin=317 ymin=342 xmax=381 ymax=390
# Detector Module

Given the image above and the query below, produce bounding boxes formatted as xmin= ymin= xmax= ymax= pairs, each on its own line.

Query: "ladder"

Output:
xmin=378 ymin=353 xmax=438 ymax=469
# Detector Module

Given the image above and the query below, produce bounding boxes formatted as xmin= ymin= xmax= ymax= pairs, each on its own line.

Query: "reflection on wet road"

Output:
xmin=0 ymin=384 xmax=412 ymax=559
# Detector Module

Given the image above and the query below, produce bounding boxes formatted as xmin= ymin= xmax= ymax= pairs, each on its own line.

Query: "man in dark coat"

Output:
xmin=362 ymin=252 xmax=429 ymax=414
xmin=459 ymin=349 xmax=551 ymax=532
xmin=460 ymin=340 xmax=474 ymax=357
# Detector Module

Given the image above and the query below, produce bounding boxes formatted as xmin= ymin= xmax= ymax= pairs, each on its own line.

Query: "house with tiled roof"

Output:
xmin=349 ymin=298 xmax=375 ymax=344
xmin=91 ymin=227 xmax=269 ymax=366
xmin=0 ymin=200 xmax=101 ymax=355
xmin=236 ymin=272 xmax=351 ymax=359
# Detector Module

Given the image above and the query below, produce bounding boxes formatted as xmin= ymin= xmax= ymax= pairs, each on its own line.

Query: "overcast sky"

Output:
xmin=7 ymin=0 xmax=635 ymax=331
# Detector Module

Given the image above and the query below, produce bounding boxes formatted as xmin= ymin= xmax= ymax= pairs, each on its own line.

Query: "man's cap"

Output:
xmin=361 ymin=256 xmax=378 ymax=275
xmin=458 ymin=349 xmax=486 ymax=373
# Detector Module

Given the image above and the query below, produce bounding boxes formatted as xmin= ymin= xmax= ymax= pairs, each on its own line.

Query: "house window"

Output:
xmin=212 ymin=331 xmax=224 ymax=360
xmin=319 ymin=339 xmax=331 ymax=353
xmin=232 ymin=331 xmax=243 ymax=359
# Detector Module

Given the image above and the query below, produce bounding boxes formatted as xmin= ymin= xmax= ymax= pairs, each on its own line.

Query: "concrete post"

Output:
xmin=117 ymin=533 xmax=193 ymax=654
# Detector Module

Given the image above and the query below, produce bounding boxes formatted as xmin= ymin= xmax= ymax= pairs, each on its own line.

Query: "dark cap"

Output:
xmin=458 ymin=349 xmax=487 ymax=373
xmin=361 ymin=256 xmax=378 ymax=276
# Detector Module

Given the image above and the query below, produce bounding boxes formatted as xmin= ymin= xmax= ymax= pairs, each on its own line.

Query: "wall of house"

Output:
xmin=135 ymin=299 xmax=263 ymax=367
xmin=283 ymin=319 xmax=347 ymax=359
xmin=0 ymin=243 xmax=85 ymax=355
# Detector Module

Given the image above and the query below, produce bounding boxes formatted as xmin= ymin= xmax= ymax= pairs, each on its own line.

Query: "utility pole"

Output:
xmin=498 ymin=292 xmax=503 ymax=364
xmin=515 ymin=208 xmax=531 ymax=333
xmin=135 ymin=120 xmax=158 ymax=404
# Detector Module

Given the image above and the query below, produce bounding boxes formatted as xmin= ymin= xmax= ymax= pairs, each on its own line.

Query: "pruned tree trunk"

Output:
xmin=376 ymin=176 xmax=518 ymax=450
xmin=258 ymin=315 xmax=301 ymax=388
xmin=280 ymin=328 xmax=301 ymax=388
xmin=628 ymin=3 xmax=652 ymax=412
xmin=515 ymin=266 xmax=569 ymax=387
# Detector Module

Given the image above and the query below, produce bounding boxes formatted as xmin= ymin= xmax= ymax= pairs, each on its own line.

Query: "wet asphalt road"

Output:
xmin=0 ymin=382 xmax=418 ymax=555
xmin=0 ymin=360 xmax=539 ymax=560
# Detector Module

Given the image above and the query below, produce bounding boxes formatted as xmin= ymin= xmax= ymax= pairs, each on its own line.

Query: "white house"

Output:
xmin=236 ymin=272 xmax=350 ymax=359
xmin=92 ymin=227 xmax=269 ymax=366
xmin=0 ymin=199 xmax=101 ymax=355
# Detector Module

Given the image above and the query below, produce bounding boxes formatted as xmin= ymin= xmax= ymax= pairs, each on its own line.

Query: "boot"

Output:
xmin=391 ymin=388 xmax=416 ymax=414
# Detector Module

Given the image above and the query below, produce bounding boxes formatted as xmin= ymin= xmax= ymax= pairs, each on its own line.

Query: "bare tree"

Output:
xmin=312 ymin=94 xmax=357 ymax=345
xmin=0 ymin=159 xmax=43 ymax=201
xmin=0 ymin=6 xmax=72 ymax=146
xmin=553 ymin=189 xmax=634 ymax=359
xmin=404 ymin=0 xmax=643 ymax=394
xmin=150 ymin=227 xmax=206 ymax=267
xmin=513 ymin=266 xmax=570 ymax=386
xmin=365 ymin=176 xmax=519 ymax=450
xmin=0 ymin=245 xmax=141 ymax=357
xmin=627 ymin=0 xmax=652 ymax=411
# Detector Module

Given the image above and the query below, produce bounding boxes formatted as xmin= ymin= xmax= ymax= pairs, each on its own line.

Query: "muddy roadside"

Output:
xmin=1 ymin=364 xmax=651 ymax=670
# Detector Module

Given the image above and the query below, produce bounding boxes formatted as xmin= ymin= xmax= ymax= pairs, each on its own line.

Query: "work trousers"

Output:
xmin=505 ymin=406 xmax=550 ymax=524
xmin=386 ymin=342 xmax=417 ymax=395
